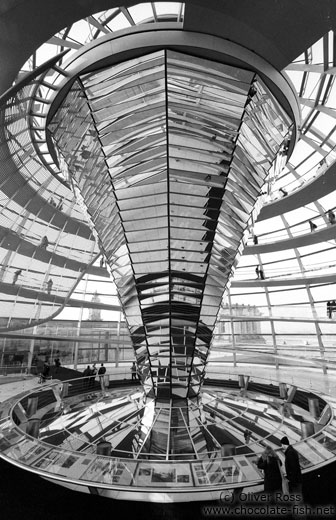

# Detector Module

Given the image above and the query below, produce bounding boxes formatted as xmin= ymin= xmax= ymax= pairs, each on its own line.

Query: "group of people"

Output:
xmin=257 ymin=436 xmax=302 ymax=500
xmin=38 ymin=357 xmax=62 ymax=382
xmin=49 ymin=197 xmax=64 ymax=211
xmin=82 ymin=361 xmax=140 ymax=389
xmin=252 ymin=209 xmax=335 ymax=247
xmin=11 ymin=268 xmax=53 ymax=295
xmin=83 ymin=363 xmax=106 ymax=389
xmin=309 ymin=209 xmax=335 ymax=232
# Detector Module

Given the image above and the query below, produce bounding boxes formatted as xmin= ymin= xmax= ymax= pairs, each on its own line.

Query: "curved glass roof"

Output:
xmin=0 ymin=2 xmax=336 ymax=374
xmin=18 ymin=3 xmax=185 ymax=76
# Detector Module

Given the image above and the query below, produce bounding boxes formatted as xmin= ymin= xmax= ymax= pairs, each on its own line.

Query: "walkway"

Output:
xmin=244 ymin=224 xmax=336 ymax=254
xmin=257 ymin=161 xmax=336 ymax=222
xmin=1 ymin=364 xmax=336 ymax=402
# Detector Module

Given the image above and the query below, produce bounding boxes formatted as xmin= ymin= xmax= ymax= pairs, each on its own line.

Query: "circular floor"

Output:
xmin=1 ymin=375 xmax=336 ymax=502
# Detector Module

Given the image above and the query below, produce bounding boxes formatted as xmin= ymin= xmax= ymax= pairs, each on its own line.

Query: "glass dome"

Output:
xmin=0 ymin=2 xmax=335 ymax=377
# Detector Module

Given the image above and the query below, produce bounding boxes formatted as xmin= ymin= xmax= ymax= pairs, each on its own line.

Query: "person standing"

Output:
xmin=309 ymin=220 xmax=317 ymax=232
xmin=327 ymin=209 xmax=335 ymax=224
xmin=12 ymin=269 xmax=22 ymax=285
xmin=89 ymin=363 xmax=97 ymax=388
xmin=83 ymin=365 xmax=91 ymax=388
xmin=257 ymin=446 xmax=283 ymax=495
xmin=244 ymin=429 xmax=251 ymax=444
xmin=332 ymin=300 xmax=336 ymax=318
xmin=280 ymin=436 xmax=302 ymax=494
xmin=259 ymin=266 xmax=265 ymax=279
xmin=131 ymin=361 xmax=137 ymax=381
xmin=327 ymin=301 xmax=332 ymax=319
xmin=47 ymin=278 xmax=53 ymax=294
xmin=54 ymin=358 xmax=61 ymax=374
xmin=41 ymin=361 xmax=50 ymax=383
xmin=98 ymin=363 xmax=107 ymax=390
xmin=40 ymin=235 xmax=49 ymax=249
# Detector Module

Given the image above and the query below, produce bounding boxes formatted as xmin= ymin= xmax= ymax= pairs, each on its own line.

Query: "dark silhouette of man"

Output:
xmin=40 ymin=235 xmax=49 ymax=249
xmin=280 ymin=436 xmax=302 ymax=494
xmin=98 ymin=363 xmax=107 ymax=390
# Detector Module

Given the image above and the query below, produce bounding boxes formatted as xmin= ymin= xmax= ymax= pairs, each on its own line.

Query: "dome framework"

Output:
xmin=1 ymin=0 xmax=336 ymax=504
